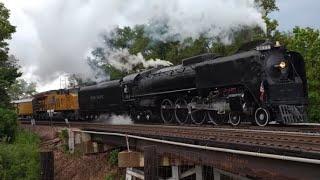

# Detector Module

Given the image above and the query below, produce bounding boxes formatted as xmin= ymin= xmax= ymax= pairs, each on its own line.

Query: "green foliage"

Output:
xmin=263 ymin=16 xmax=279 ymax=38
xmin=104 ymin=173 xmax=124 ymax=180
xmin=59 ymin=128 xmax=69 ymax=141
xmin=0 ymin=129 xmax=40 ymax=180
xmin=254 ymin=0 xmax=279 ymax=38
xmin=8 ymin=79 xmax=37 ymax=100
xmin=104 ymin=173 xmax=116 ymax=180
xmin=108 ymin=149 xmax=119 ymax=166
xmin=59 ymin=129 xmax=69 ymax=152
xmin=0 ymin=108 xmax=17 ymax=142
xmin=255 ymin=0 xmax=279 ymax=15
xmin=0 ymin=3 xmax=21 ymax=108
xmin=0 ymin=104 xmax=39 ymax=178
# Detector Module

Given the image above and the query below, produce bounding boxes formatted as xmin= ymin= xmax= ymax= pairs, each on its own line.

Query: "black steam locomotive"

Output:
xmin=78 ymin=41 xmax=308 ymax=126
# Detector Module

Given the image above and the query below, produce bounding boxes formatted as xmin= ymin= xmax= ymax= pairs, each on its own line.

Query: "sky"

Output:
xmin=270 ymin=0 xmax=320 ymax=31
xmin=1 ymin=0 xmax=319 ymax=92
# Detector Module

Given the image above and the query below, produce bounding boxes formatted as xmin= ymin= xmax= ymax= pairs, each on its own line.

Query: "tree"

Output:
xmin=263 ymin=16 xmax=279 ymax=39
xmin=255 ymin=0 xmax=279 ymax=15
xmin=0 ymin=3 xmax=21 ymax=108
xmin=253 ymin=0 xmax=279 ymax=38
xmin=8 ymin=79 xmax=37 ymax=100
xmin=0 ymin=3 xmax=20 ymax=142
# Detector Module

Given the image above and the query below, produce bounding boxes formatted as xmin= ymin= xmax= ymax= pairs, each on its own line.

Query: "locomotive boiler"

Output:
xmin=118 ymin=41 xmax=308 ymax=126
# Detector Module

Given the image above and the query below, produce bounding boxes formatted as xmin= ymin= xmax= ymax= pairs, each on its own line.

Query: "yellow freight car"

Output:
xmin=33 ymin=89 xmax=79 ymax=120
xmin=11 ymin=98 xmax=33 ymax=120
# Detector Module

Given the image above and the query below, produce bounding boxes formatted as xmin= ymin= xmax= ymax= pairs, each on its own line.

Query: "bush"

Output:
xmin=105 ymin=173 xmax=116 ymax=180
xmin=307 ymin=86 xmax=320 ymax=123
xmin=59 ymin=129 xmax=69 ymax=152
xmin=59 ymin=129 xmax=69 ymax=142
xmin=0 ymin=129 xmax=40 ymax=180
xmin=0 ymin=108 xmax=17 ymax=142
xmin=108 ymin=149 xmax=119 ymax=166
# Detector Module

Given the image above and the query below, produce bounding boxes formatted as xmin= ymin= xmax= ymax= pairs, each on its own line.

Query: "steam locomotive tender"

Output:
xmin=79 ymin=41 xmax=308 ymax=126
xmin=78 ymin=80 xmax=125 ymax=120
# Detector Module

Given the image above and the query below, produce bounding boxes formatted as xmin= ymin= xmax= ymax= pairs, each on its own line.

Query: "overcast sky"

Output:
xmin=270 ymin=0 xmax=320 ymax=31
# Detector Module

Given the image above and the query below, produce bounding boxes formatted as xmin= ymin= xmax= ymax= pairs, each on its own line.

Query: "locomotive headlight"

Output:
xmin=274 ymin=61 xmax=286 ymax=69
xmin=279 ymin=61 xmax=286 ymax=69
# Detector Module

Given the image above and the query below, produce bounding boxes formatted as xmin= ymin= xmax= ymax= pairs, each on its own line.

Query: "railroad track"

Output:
xmin=20 ymin=119 xmax=320 ymax=133
xmin=20 ymin=120 xmax=320 ymax=159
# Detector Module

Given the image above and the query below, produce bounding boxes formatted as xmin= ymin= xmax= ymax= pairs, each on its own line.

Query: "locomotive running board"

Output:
xmin=279 ymin=105 xmax=306 ymax=123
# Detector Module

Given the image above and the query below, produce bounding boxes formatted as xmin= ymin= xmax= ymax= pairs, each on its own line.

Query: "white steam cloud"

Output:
xmin=4 ymin=0 xmax=265 ymax=91
xmin=106 ymin=48 xmax=173 ymax=72
xmin=95 ymin=114 xmax=133 ymax=125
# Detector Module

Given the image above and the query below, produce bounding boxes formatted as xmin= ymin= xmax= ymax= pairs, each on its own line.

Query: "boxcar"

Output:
xmin=12 ymin=98 xmax=33 ymax=120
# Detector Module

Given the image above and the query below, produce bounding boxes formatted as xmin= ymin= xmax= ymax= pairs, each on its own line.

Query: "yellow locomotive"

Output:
xmin=11 ymin=98 xmax=33 ymax=120
xmin=32 ymin=89 xmax=79 ymax=120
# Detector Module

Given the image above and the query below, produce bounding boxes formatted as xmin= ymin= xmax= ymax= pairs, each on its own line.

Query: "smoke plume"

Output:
xmin=4 ymin=0 xmax=265 ymax=91
xmin=106 ymin=48 xmax=173 ymax=72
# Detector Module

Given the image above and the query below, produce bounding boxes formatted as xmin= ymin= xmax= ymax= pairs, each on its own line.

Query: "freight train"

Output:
xmin=14 ymin=41 xmax=308 ymax=126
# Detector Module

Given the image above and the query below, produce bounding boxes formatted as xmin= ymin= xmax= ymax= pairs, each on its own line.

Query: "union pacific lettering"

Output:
xmin=90 ymin=95 xmax=104 ymax=100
